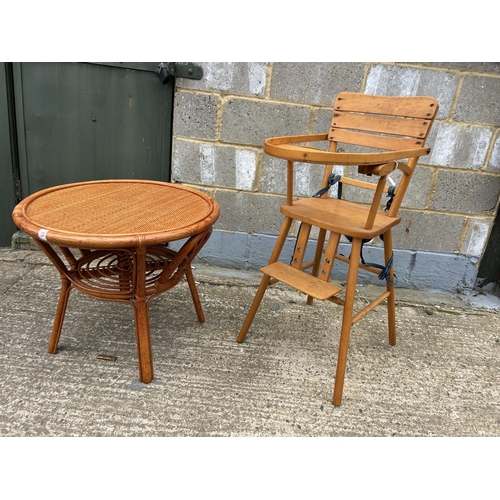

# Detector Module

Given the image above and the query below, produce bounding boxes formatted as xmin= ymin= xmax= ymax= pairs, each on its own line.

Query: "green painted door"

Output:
xmin=14 ymin=62 xmax=174 ymax=195
xmin=0 ymin=64 xmax=18 ymax=246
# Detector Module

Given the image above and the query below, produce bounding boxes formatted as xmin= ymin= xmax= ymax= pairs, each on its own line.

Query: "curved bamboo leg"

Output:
xmin=133 ymin=247 xmax=154 ymax=383
xmin=154 ymin=230 xmax=212 ymax=323
xmin=32 ymin=240 xmax=74 ymax=355
xmin=185 ymin=265 xmax=205 ymax=323
xmin=333 ymin=237 xmax=362 ymax=406
xmin=383 ymin=229 xmax=397 ymax=346
xmin=237 ymin=216 xmax=293 ymax=343
xmin=47 ymin=277 xmax=72 ymax=353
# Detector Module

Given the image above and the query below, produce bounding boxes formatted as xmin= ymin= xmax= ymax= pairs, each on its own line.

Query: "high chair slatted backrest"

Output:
xmin=329 ymin=92 xmax=437 ymax=216
xmin=237 ymin=91 xmax=439 ymax=406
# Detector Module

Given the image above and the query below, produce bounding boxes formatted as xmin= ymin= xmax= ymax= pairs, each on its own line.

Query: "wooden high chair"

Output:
xmin=237 ymin=92 xmax=439 ymax=405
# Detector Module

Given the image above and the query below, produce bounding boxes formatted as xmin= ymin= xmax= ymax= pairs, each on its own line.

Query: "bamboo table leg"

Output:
xmin=133 ymin=246 xmax=154 ymax=383
xmin=48 ymin=276 xmax=72 ymax=353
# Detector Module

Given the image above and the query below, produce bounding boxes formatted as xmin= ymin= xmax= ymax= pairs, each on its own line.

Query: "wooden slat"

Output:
xmin=352 ymin=291 xmax=391 ymax=325
xmin=334 ymin=92 xmax=439 ymax=119
xmin=328 ymin=128 xmax=426 ymax=151
xmin=335 ymin=253 xmax=390 ymax=276
xmin=318 ymin=231 xmax=340 ymax=281
xmin=266 ymin=133 xmax=329 ymax=146
xmin=365 ymin=175 xmax=388 ymax=230
xmin=286 ymin=160 xmax=293 ymax=205
xmin=261 ymin=262 xmax=342 ymax=300
xmin=290 ymin=223 xmax=311 ymax=269
xmin=331 ymin=111 xmax=431 ymax=138
xmin=338 ymin=176 xmax=391 ymax=193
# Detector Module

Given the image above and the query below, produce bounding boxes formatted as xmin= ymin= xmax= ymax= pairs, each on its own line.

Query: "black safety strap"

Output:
xmin=312 ymin=173 xmax=342 ymax=198
xmin=385 ymin=185 xmax=396 ymax=212
xmin=343 ymin=235 xmax=397 ymax=285
xmin=341 ymin=180 xmax=398 ymax=284
xmin=293 ymin=172 xmax=398 ymax=285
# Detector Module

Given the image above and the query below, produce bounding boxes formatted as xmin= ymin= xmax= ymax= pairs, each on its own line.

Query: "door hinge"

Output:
xmin=156 ymin=63 xmax=203 ymax=84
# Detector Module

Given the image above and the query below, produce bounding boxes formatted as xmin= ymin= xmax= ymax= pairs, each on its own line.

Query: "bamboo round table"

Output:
xmin=12 ymin=179 xmax=220 ymax=383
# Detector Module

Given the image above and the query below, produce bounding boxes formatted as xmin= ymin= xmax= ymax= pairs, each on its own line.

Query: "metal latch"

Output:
xmin=156 ymin=63 xmax=203 ymax=84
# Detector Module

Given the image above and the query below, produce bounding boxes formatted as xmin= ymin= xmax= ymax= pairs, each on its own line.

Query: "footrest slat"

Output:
xmin=261 ymin=262 xmax=342 ymax=300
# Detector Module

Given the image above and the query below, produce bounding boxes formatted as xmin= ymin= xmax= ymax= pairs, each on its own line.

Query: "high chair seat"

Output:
xmin=282 ymin=197 xmax=402 ymax=240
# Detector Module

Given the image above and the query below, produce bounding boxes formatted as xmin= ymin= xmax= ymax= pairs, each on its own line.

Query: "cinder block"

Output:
xmin=196 ymin=230 xmax=249 ymax=269
xmin=259 ymin=155 xmax=287 ymax=195
xmin=340 ymin=165 xmax=433 ymax=209
xmin=365 ymin=64 xmax=458 ymax=119
xmin=259 ymin=154 xmax=326 ymax=197
xmin=430 ymin=171 xmax=500 ymax=214
xmin=172 ymin=139 xmax=202 ymax=184
xmin=175 ymin=62 xmax=268 ymax=97
xmin=408 ymin=251 xmax=472 ymax=292
xmin=388 ymin=249 xmax=418 ymax=288
xmin=212 ymin=190 xmax=285 ymax=235
xmin=172 ymin=91 xmax=218 ymax=140
xmin=270 ymin=62 xmax=364 ymax=105
xmin=399 ymin=166 xmax=434 ymax=209
xmin=392 ymin=210 xmax=466 ymax=253
xmin=247 ymin=233 xmax=297 ymax=269
xmin=426 ymin=122 xmax=493 ymax=169
xmin=487 ymin=133 xmax=500 ymax=172
xmin=312 ymin=107 xmax=335 ymax=136
xmin=460 ymin=218 xmax=492 ymax=257
xmin=455 ymin=76 xmax=500 ymax=126
xmin=220 ymin=98 xmax=310 ymax=147
xmin=172 ymin=139 xmax=258 ymax=190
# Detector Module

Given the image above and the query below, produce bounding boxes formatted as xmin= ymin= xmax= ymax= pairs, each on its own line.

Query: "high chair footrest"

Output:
xmin=261 ymin=262 xmax=342 ymax=300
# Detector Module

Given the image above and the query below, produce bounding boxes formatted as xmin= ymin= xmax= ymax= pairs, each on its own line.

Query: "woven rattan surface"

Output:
xmin=13 ymin=180 xmax=219 ymax=248
xmin=11 ymin=179 xmax=219 ymax=384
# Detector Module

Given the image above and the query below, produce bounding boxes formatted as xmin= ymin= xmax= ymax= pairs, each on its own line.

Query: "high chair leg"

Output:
xmin=383 ymin=229 xmax=397 ymax=346
xmin=333 ymin=237 xmax=362 ymax=406
xmin=307 ymin=228 xmax=327 ymax=305
xmin=237 ymin=274 xmax=271 ymax=343
xmin=237 ymin=216 xmax=293 ymax=343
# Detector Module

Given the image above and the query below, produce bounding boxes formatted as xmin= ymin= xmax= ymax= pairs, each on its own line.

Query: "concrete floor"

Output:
xmin=1 ymin=248 xmax=499 ymax=437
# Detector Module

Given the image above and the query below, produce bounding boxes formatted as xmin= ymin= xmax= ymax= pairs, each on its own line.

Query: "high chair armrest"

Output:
xmin=264 ymin=134 xmax=431 ymax=165
xmin=358 ymin=162 xmax=398 ymax=176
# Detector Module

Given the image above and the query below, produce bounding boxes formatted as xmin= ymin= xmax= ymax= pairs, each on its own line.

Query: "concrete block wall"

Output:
xmin=171 ymin=62 xmax=500 ymax=292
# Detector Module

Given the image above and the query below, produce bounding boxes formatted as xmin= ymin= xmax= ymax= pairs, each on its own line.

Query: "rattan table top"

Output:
xmin=13 ymin=179 xmax=220 ymax=248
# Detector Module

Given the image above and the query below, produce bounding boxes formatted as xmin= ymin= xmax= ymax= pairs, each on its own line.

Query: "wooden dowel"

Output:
xmin=334 ymin=253 xmax=386 ymax=276
xmin=351 ymin=291 xmax=391 ymax=325
xmin=287 ymin=160 xmax=294 ymax=206
xmin=365 ymin=175 xmax=387 ymax=230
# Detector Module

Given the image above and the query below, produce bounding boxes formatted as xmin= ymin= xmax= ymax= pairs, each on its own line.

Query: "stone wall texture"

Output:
xmin=172 ymin=62 xmax=500 ymax=291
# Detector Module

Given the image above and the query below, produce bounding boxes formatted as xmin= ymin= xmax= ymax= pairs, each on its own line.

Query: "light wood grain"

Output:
xmin=238 ymin=91 xmax=439 ymax=406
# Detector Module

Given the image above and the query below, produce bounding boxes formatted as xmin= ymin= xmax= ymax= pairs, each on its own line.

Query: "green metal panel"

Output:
xmin=15 ymin=62 xmax=174 ymax=195
xmin=0 ymin=63 xmax=18 ymax=247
